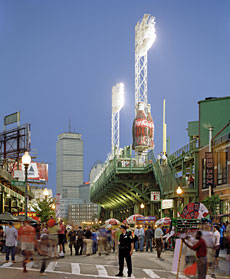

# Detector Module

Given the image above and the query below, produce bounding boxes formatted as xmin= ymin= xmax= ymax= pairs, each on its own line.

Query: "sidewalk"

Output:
xmin=220 ymin=249 xmax=227 ymax=260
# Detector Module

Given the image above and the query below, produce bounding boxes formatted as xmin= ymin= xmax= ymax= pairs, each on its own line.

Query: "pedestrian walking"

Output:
xmin=213 ymin=225 xmax=221 ymax=268
xmin=68 ymin=227 xmax=77 ymax=256
xmin=58 ymin=220 xmax=65 ymax=257
xmin=139 ymin=226 xmax=145 ymax=252
xmin=0 ymin=226 xmax=4 ymax=252
xmin=4 ymin=221 xmax=17 ymax=263
xmin=134 ymin=226 xmax=140 ymax=251
xmin=92 ymin=229 xmax=97 ymax=254
xmin=98 ymin=227 xmax=107 ymax=256
xmin=115 ymin=224 xmax=134 ymax=278
xmin=84 ymin=227 xmax=92 ymax=256
xmin=154 ymin=224 xmax=163 ymax=259
xmin=47 ymin=217 xmax=59 ymax=258
xmin=76 ymin=226 xmax=84 ymax=255
xmin=145 ymin=226 xmax=154 ymax=252
xmin=39 ymin=228 xmax=49 ymax=276
xmin=18 ymin=220 xmax=36 ymax=273
xmin=183 ymin=231 xmax=207 ymax=279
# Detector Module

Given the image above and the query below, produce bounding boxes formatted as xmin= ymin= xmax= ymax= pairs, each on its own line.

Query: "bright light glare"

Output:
xmin=140 ymin=203 xmax=145 ymax=209
xmin=22 ymin=151 xmax=31 ymax=166
xmin=176 ymin=186 xmax=183 ymax=195
xmin=135 ymin=14 xmax=156 ymax=56
xmin=112 ymin=82 xmax=125 ymax=113
xmin=43 ymin=188 xmax=49 ymax=197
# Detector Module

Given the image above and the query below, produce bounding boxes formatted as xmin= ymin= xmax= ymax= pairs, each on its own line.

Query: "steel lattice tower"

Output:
xmin=135 ymin=14 xmax=156 ymax=112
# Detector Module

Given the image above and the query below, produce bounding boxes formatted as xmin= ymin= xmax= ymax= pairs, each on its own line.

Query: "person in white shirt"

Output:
xmin=213 ymin=226 xmax=220 ymax=267
xmin=5 ymin=222 xmax=18 ymax=263
xmin=134 ymin=227 xmax=140 ymax=251
xmin=154 ymin=224 xmax=163 ymax=259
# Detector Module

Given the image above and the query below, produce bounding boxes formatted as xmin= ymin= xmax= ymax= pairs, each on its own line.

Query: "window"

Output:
xmin=217 ymin=150 xmax=228 ymax=185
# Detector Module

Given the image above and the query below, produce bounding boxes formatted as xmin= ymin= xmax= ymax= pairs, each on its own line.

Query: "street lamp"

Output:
xmin=22 ymin=151 xmax=31 ymax=220
xmin=140 ymin=203 xmax=145 ymax=209
xmin=43 ymin=188 xmax=49 ymax=200
xmin=176 ymin=186 xmax=183 ymax=217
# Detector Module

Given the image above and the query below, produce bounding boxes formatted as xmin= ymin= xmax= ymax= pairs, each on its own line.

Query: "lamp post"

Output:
xmin=176 ymin=186 xmax=183 ymax=217
xmin=22 ymin=151 xmax=31 ymax=220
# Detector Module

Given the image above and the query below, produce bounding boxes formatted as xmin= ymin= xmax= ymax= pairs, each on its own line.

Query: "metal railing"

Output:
xmin=169 ymin=139 xmax=199 ymax=161
xmin=213 ymin=131 xmax=230 ymax=146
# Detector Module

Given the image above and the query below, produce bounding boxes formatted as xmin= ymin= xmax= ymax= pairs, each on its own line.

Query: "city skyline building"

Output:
xmin=56 ymin=132 xmax=83 ymax=199
xmin=56 ymin=132 xmax=84 ymax=218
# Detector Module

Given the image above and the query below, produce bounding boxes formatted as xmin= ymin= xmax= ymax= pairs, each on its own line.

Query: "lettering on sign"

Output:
xmin=205 ymin=152 xmax=214 ymax=188
xmin=151 ymin=191 xmax=160 ymax=201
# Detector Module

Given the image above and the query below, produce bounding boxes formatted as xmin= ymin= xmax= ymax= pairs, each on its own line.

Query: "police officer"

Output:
xmin=116 ymin=224 xmax=134 ymax=277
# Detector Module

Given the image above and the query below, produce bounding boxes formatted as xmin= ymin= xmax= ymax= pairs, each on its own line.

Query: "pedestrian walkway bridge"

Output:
xmin=90 ymin=148 xmax=195 ymax=219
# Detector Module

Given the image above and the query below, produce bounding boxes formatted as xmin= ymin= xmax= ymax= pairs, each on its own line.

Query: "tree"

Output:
xmin=32 ymin=197 xmax=55 ymax=223
xmin=202 ymin=195 xmax=220 ymax=216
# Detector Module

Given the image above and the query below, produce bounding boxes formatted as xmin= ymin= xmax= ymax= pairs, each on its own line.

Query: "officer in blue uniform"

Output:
xmin=116 ymin=224 xmax=134 ymax=277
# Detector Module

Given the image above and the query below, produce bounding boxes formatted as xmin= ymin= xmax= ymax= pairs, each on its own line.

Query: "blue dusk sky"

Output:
xmin=0 ymin=0 xmax=230 ymax=194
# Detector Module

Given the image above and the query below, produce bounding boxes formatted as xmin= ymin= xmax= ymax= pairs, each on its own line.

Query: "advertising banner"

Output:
xmin=180 ymin=202 xmax=209 ymax=219
xmin=12 ymin=161 xmax=48 ymax=183
xmin=205 ymin=152 xmax=214 ymax=189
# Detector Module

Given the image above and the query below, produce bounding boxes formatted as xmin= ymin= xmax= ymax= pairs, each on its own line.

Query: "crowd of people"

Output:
xmin=0 ymin=217 xmax=229 ymax=278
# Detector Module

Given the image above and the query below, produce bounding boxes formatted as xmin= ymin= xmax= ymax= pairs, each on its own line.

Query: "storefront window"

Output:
xmin=217 ymin=150 xmax=228 ymax=185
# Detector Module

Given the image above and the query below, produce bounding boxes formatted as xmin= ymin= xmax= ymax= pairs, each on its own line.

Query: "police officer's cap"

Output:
xmin=120 ymin=224 xmax=128 ymax=230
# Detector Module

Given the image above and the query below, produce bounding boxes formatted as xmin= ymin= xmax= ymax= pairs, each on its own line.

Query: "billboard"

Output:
xmin=4 ymin=112 xmax=20 ymax=127
xmin=12 ymin=161 xmax=48 ymax=183
xmin=0 ymin=123 xmax=31 ymax=160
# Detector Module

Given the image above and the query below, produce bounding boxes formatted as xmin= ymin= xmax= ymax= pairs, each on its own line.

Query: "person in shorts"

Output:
xmin=213 ymin=226 xmax=221 ymax=268
xmin=47 ymin=217 xmax=59 ymax=258
xmin=58 ymin=220 xmax=65 ymax=257
xmin=18 ymin=221 xmax=36 ymax=273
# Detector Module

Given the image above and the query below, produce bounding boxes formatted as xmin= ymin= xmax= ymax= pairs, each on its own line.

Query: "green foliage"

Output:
xmin=32 ymin=197 xmax=55 ymax=223
xmin=202 ymin=195 xmax=220 ymax=216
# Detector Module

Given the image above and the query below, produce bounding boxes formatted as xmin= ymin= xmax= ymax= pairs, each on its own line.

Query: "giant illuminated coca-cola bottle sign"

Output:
xmin=147 ymin=104 xmax=154 ymax=149
xmin=132 ymin=102 xmax=149 ymax=150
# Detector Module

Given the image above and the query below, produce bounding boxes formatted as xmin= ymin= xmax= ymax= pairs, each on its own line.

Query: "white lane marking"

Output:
xmin=26 ymin=261 xmax=34 ymax=268
xmin=1 ymin=262 xmax=13 ymax=268
xmin=123 ymin=267 xmax=135 ymax=278
xmin=45 ymin=261 xmax=57 ymax=272
xmin=96 ymin=265 xmax=108 ymax=277
xmin=71 ymin=263 xmax=80 ymax=275
xmin=143 ymin=269 xmax=160 ymax=278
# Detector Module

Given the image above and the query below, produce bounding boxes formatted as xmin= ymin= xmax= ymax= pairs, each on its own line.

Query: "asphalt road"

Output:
xmin=0 ymin=250 xmax=228 ymax=279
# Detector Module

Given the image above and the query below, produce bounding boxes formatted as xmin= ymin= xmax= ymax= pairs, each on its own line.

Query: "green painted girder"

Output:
xmin=115 ymin=184 xmax=143 ymax=203
xmin=97 ymin=184 xmax=133 ymax=209
xmin=128 ymin=183 xmax=150 ymax=201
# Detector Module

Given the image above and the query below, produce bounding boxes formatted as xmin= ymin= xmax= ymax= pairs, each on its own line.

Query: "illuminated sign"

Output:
xmin=162 ymin=199 xmax=174 ymax=209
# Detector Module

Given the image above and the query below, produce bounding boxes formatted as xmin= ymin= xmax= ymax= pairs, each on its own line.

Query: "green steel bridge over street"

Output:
xmin=90 ymin=139 xmax=199 ymax=220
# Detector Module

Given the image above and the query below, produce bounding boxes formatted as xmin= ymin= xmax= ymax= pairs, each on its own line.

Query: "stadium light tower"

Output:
xmin=112 ymin=83 xmax=125 ymax=156
xmin=135 ymin=14 xmax=156 ymax=111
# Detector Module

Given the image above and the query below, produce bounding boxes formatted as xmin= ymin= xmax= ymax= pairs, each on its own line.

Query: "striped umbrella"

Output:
xmin=105 ymin=218 xmax=120 ymax=225
xmin=126 ymin=214 xmax=144 ymax=224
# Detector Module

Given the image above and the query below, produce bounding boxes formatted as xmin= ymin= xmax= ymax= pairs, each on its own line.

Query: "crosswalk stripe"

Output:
xmin=26 ymin=261 xmax=34 ymax=268
xmin=96 ymin=265 xmax=109 ymax=277
xmin=46 ymin=261 xmax=57 ymax=272
xmin=1 ymin=262 xmax=13 ymax=268
xmin=123 ymin=267 xmax=135 ymax=278
xmin=143 ymin=269 xmax=160 ymax=278
xmin=71 ymin=263 xmax=80 ymax=275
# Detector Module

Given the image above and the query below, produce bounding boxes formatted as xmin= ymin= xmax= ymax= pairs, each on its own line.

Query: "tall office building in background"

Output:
xmin=56 ymin=133 xmax=83 ymax=217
